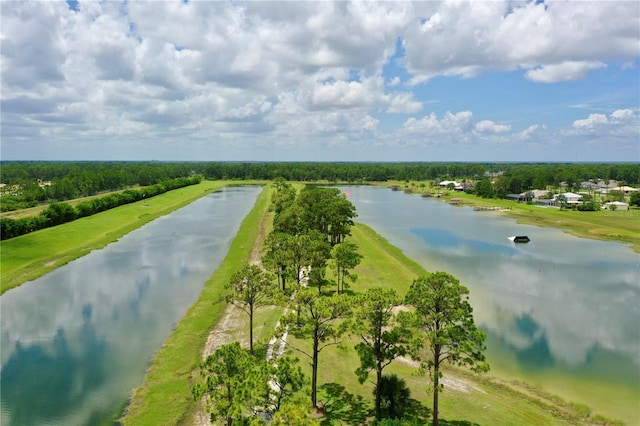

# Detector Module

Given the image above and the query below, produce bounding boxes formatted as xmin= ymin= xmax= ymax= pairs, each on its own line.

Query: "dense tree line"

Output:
xmin=3 ymin=162 xmax=637 ymax=201
xmin=3 ymin=160 xmax=636 ymax=220
xmin=198 ymin=162 xmax=640 ymax=185
xmin=0 ymin=176 xmax=201 ymax=240
xmin=0 ymin=161 xmax=197 ymax=211
xmin=194 ymin=180 xmax=487 ymax=425
xmin=483 ymin=163 xmax=640 ymax=197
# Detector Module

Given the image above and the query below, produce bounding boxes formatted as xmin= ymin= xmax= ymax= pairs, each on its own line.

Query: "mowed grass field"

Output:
xmin=0 ymin=180 xmax=232 ymax=294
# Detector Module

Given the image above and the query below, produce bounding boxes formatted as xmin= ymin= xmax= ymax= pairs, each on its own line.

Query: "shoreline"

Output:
xmin=0 ymin=180 xmax=266 ymax=294
xmin=373 ymin=181 xmax=640 ymax=253
xmin=120 ymin=185 xmax=272 ymax=425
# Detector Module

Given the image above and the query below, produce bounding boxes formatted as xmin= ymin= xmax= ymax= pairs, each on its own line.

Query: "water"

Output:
xmin=341 ymin=186 xmax=640 ymax=424
xmin=0 ymin=186 xmax=261 ymax=426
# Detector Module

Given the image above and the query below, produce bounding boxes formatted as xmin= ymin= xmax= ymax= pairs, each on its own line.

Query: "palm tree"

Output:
xmin=378 ymin=374 xmax=411 ymax=420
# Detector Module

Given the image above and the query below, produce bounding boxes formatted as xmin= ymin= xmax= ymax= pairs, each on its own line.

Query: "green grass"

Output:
xmin=120 ymin=185 xmax=272 ymax=426
xmin=0 ymin=181 xmax=237 ymax=294
xmin=0 ymin=186 xmax=149 ymax=219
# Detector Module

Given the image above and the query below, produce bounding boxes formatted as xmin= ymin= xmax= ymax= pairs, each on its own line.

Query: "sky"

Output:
xmin=1 ymin=0 xmax=639 ymax=162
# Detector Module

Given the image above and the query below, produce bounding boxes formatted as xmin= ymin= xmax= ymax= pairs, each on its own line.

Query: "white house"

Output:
xmin=438 ymin=180 xmax=463 ymax=190
xmin=556 ymin=192 xmax=582 ymax=205
xmin=602 ymin=201 xmax=629 ymax=211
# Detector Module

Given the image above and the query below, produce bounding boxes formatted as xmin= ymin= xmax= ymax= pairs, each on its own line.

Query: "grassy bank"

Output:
xmin=0 ymin=180 xmax=236 ymax=294
xmin=291 ymin=223 xmax=623 ymax=425
xmin=379 ymin=181 xmax=640 ymax=252
xmin=120 ymin=185 xmax=273 ymax=426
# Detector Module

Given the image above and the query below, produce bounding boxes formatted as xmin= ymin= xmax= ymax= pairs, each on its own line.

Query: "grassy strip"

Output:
xmin=378 ymin=181 xmax=640 ymax=252
xmin=120 ymin=185 xmax=271 ymax=426
xmin=0 ymin=180 xmax=231 ymax=294
xmin=0 ymin=186 xmax=150 ymax=220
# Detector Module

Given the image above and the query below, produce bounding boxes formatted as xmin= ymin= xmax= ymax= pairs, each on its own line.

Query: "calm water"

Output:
xmin=341 ymin=186 xmax=640 ymax=424
xmin=0 ymin=186 xmax=261 ymax=426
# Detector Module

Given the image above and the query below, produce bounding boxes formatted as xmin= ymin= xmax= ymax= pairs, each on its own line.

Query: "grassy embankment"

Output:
xmin=0 ymin=180 xmax=234 ymax=294
xmin=380 ymin=181 xmax=640 ymax=252
xmin=0 ymin=187 xmax=150 ymax=220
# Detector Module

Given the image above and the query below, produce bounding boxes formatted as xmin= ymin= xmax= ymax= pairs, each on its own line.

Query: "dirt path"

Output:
xmin=195 ymin=208 xmax=272 ymax=425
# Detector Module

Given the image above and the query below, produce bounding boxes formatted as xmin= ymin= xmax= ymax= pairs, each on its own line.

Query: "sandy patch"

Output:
xmin=396 ymin=356 xmax=486 ymax=394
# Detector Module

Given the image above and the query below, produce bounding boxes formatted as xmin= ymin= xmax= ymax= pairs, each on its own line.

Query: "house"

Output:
xmin=597 ymin=180 xmax=618 ymax=193
xmin=602 ymin=201 xmax=629 ymax=211
xmin=613 ymin=186 xmax=639 ymax=195
xmin=580 ymin=181 xmax=599 ymax=190
xmin=556 ymin=192 xmax=582 ymax=205
xmin=507 ymin=189 xmax=552 ymax=203
xmin=531 ymin=189 xmax=552 ymax=199
xmin=438 ymin=180 xmax=464 ymax=191
xmin=506 ymin=193 xmax=528 ymax=202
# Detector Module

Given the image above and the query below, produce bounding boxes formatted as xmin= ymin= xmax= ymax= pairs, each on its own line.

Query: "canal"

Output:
xmin=0 ymin=186 xmax=261 ymax=425
xmin=341 ymin=185 xmax=639 ymax=424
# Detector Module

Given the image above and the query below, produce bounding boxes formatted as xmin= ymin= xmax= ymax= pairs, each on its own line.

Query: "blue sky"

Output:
xmin=1 ymin=1 xmax=639 ymax=162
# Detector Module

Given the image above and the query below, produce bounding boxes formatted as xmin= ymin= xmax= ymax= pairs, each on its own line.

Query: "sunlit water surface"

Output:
xmin=341 ymin=186 xmax=639 ymax=424
xmin=0 ymin=186 xmax=261 ymax=425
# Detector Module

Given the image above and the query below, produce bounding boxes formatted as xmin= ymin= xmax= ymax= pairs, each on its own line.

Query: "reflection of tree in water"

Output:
xmin=1 ymin=304 xmax=108 ymax=425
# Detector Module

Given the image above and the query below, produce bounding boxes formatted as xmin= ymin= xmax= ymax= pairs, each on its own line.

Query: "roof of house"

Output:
xmin=559 ymin=192 xmax=582 ymax=198
xmin=614 ymin=186 xmax=638 ymax=192
xmin=597 ymin=180 xmax=618 ymax=188
xmin=604 ymin=201 xmax=629 ymax=206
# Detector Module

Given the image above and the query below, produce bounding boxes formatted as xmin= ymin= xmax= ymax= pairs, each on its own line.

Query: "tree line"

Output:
xmin=2 ymin=162 xmax=638 ymax=212
xmin=0 ymin=176 xmax=201 ymax=240
xmin=193 ymin=181 xmax=488 ymax=425
xmin=0 ymin=162 xmax=197 ymax=211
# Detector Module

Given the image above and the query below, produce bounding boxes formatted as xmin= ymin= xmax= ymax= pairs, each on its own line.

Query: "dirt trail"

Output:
xmin=195 ymin=209 xmax=272 ymax=425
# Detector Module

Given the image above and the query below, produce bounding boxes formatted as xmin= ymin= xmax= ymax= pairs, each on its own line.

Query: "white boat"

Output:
xmin=508 ymin=235 xmax=530 ymax=243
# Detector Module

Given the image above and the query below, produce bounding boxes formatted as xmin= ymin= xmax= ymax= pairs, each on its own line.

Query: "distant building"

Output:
xmin=613 ymin=186 xmax=638 ymax=195
xmin=438 ymin=180 xmax=464 ymax=191
xmin=580 ymin=181 xmax=599 ymax=190
xmin=556 ymin=192 xmax=582 ymax=205
xmin=602 ymin=201 xmax=629 ymax=211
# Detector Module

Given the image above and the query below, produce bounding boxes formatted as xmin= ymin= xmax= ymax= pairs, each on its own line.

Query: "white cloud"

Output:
xmin=387 ymin=92 xmax=423 ymax=114
xmin=571 ymin=109 xmax=639 ymax=137
xmin=0 ymin=1 xmax=638 ymax=161
xmin=387 ymin=76 xmax=401 ymax=87
xmin=403 ymin=111 xmax=473 ymax=136
xmin=310 ymin=77 xmax=384 ymax=110
xmin=474 ymin=120 xmax=511 ymax=134
xmin=403 ymin=1 xmax=639 ymax=84
xmin=573 ymin=113 xmax=609 ymax=129
xmin=525 ymin=61 xmax=607 ymax=83
xmin=519 ymin=124 xmax=548 ymax=140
